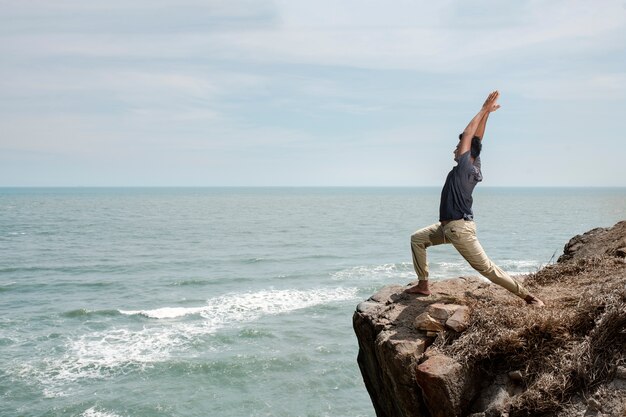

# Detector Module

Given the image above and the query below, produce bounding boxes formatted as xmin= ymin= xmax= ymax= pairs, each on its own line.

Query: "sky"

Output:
xmin=1 ymin=0 xmax=625 ymax=186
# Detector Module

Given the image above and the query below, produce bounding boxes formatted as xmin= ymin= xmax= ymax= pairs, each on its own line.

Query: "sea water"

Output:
xmin=1 ymin=187 xmax=624 ymax=417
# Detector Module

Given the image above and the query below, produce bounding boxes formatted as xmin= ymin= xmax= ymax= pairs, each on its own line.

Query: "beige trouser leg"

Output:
xmin=443 ymin=220 xmax=530 ymax=299
xmin=410 ymin=223 xmax=446 ymax=280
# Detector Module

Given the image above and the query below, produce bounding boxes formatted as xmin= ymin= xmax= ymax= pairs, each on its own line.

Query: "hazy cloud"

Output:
xmin=1 ymin=0 xmax=625 ymax=185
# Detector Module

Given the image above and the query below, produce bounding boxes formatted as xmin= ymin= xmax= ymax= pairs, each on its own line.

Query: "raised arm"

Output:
xmin=458 ymin=91 xmax=500 ymax=154
xmin=475 ymin=111 xmax=490 ymax=141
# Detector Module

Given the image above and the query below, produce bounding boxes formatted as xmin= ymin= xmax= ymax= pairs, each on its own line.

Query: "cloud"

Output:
xmin=0 ymin=0 xmax=277 ymax=34
xmin=3 ymin=0 xmax=624 ymax=69
xmin=0 ymin=0 xmax=625 ymax=185
xmin=205 ymin=0 xmax=626 ymax=72
xmin=510 ymin=72 xmax=626 ymax=100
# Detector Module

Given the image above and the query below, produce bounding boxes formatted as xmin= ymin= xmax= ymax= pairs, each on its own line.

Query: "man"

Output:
xmin=405 ymin=91 xmax=544 ymax=307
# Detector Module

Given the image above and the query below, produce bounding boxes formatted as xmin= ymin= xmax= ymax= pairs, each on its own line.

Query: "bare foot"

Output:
xmin=524 ymin=294 xmax=545 ymax=308
xmin=405 ymin=280 xmax=431 ymax=296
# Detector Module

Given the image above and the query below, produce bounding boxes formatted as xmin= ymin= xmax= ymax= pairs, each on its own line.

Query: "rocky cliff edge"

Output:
xmin=353 ymin=221 xmax=626 ymax=417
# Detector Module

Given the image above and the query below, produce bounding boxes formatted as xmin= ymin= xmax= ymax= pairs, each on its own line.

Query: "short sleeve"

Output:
xmin=457 ymin=151 xmax=482 ymax=182
xmin=457 ymin=151 xmax=473 ymax=173
xmin=473 ymin=156 xmax=481 ymax=170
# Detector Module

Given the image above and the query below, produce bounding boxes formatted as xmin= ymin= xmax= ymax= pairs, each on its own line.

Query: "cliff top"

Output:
xmin=354 ymin=221 xmax=626 ymax=417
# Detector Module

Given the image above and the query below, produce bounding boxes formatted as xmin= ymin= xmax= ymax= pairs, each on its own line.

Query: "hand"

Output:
xmin=481 ymin=90 xmax=501 ymax=113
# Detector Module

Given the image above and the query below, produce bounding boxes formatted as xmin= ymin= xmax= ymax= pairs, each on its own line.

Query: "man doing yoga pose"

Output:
xmin=405 ymin=91 xmax=545 ymax=307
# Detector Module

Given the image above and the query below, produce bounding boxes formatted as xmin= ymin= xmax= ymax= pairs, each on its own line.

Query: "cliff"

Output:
xmin=353 ymin=221 xmax=626 ymax=417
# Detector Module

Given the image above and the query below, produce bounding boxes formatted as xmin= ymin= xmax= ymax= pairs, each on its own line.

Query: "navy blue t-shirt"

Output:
xmin=439 ymin=151 xmax=483 ymax=222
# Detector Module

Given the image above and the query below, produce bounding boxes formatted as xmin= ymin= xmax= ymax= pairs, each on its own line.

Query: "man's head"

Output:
xmin=454 ymin=134 xmax=482 ymax=161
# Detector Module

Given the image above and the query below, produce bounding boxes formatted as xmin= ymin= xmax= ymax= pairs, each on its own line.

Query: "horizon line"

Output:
xmin=1 ymin=185 xmax=625 ymax=189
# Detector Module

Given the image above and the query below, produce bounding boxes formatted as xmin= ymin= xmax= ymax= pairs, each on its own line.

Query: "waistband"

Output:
xmin=440 ymin=219 xmax=471 ymax=226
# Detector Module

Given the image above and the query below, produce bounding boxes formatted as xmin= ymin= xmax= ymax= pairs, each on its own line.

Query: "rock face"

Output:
xmin=353 ymin=277 xmax=491 ymax=417
xmin=353 ymin=221 xmax=626 ymax=417
xmin=558 ymin=220 xmax=626 ymax=262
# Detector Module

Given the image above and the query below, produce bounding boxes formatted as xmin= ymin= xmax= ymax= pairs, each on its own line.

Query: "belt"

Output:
xmin=440 ymin=219 xmax=463 ymax=226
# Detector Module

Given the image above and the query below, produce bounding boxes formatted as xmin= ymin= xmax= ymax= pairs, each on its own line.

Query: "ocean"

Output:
xmin=1 ymin=187 xmax=625 ymax=417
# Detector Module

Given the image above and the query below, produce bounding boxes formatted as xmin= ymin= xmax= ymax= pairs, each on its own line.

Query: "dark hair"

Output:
xmin=471 ymin=136 xmax=482 ymax=158
xmin=458 ymin=133 xmax=483 ymax=158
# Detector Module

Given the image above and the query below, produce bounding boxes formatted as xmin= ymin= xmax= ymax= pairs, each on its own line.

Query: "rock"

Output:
xmin=616 ymin=366 xmax=626 ymax=380
xmin=353 ymin=275 xmax=488 ymax=417
xmin=414 ymin=312 xmax=445 ymax=332
xmin=558 ymin=221 xmax=626 ymax=262
xmin=415 ymin=354 xmax=478 ymax=417
xmin=356 ymin=301 xmax=379 ymax=313
xmin=446 ymin=305 xmax=470 ymax=332
xmin=369 ymin=284 xmax=404 ymax=304
xmin=427 ymin=303 xmax=461 ymax=320
xmin=353 ymin=284 xmax=431 ymax=417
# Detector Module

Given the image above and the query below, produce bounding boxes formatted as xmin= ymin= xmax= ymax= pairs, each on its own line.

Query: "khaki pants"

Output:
xmin=410 ymin=219 xmax=530 ymax=299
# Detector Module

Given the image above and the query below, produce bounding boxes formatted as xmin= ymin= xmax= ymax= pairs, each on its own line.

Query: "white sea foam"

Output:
xmin=438 ymin=259 xmax=542 ymax=275
xmin=20 ymin=287 xmax=358 ymax=386
xmin=331 ymin=263 xmax=414 ymax=281
xmin=14 ymin=327 xmax=188 ymax=391
xmin=82 ymin=407 xmax=123 ymax=417
xmin=43 ymin=387 xmax=67 ymax=398
xmin=120 ymin=287 xmax=358 ymax=323
xmin=436 ymin=261 xmax=471 ymax=274
xmin=331 ymin=259 xmax=542 ymax=283
xmin=120 ymin=306 xmax=205 ymax=319
xmin=498 ymin=259 xmax=543 ymax=273
xmin=68 ymin=327 xmax=187 ymax=371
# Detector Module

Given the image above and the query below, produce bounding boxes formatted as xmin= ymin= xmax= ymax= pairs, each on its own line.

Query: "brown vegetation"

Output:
xmin=434 ymin=224 xmax=626 ymax=416
xmin=354 ymin=221 xmax=626 ymax=417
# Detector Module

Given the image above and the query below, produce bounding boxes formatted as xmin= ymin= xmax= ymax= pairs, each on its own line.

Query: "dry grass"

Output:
xmin=434 ymin=255 xmax=626 ymax=416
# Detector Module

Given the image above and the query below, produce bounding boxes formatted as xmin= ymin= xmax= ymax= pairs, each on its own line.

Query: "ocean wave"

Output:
xmin=331 ymin=263 xmax=414 ymax=281
xmin=436 ymin=259 xmax=541 ymax=273
xmin=331 ymin=259 xmax=542 ymax=283
xmin=429 ymin=259 xmax=542 ymax=278
xmin=240 ymin=257 xmax=270 ymax=264
xmin=0 ymin=281 xmax=16 ymax=292
xmin=69 ymin=327 xmax=185 ymax=371
xmin=6 ymin=231 xmax=27 ymax=236
xmin=497 ymin=259 xmax=543 ymax=272
xmin=18 ymin=286 xmax=358 ymax=386
xmin=436 ymin=261 xmax=472 ymax=273
xmin=61 ymin=309 xmax=121 ymax=318
xmin=82 ymin=407 xmax=123 ymax=417
xmin=120 ymin=306 xmax=205 ymax=319
xmin=120 ymin=287 xmax=358 ymax=320
xmin=169 ymin=279 xmax=209 ymax=287
xmin=14 ymin=327 xmax=188 ymax=389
